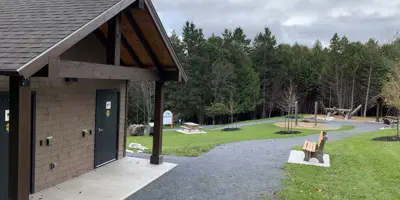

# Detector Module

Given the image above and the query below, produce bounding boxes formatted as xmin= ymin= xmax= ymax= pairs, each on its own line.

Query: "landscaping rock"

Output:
xmin=128 ymin=124 xmax=146 ymax=136
xmin=128 ymin=143 xmax=148 ymax=151
xmin=125 ymin=149 xmax=134 ymax=154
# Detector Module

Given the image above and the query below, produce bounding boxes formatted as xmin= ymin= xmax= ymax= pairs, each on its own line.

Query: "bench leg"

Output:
xmin=303 ymin=151 xmax=310 ymax=161
xmin=315 ymin=152 xmax=324 ymax=163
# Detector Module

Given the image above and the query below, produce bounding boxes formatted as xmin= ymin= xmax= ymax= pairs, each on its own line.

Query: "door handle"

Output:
xmin=98 ymin=128 xmax=104 ymax=132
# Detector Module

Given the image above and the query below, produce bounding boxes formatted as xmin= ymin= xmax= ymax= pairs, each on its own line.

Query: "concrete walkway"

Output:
xmin=127 ymin=121 xmax=383 ymax=200
xmin=30 ymin=157 xmax=176 ymax=200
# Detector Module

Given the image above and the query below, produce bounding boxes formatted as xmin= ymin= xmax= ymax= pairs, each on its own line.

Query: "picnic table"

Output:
xmin=181 ymin=122 xmax=201 ymax=133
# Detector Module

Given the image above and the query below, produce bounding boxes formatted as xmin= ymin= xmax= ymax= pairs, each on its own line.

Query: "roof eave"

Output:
xmin=15 ymin=0 xmax=137 ymax=78
xmin=0 ymin=69 xmax=20 ymax=77
xmin=5 ymin=0 xmax=188 ymax=83
xmin=144 ymin=0 xmax=188 ymax=83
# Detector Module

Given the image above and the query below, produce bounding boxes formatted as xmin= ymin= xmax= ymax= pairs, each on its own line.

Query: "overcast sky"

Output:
xmin=152 ymin=0 xmax=400 ymax=47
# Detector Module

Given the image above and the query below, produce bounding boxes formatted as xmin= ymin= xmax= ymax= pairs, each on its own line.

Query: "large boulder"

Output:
xmin=128 ymin=124 xmax=146 ymax=136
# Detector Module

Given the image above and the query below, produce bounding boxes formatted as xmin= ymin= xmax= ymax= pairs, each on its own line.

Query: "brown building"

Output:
xmin=0 ymin=0 xmax=187 ymax=199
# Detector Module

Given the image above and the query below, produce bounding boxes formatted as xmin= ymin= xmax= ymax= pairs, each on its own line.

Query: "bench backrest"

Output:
xmin=317 ymin=131 xmax=324 ymax=145
xmin=317 ymin=131 xmax=328 ymax=153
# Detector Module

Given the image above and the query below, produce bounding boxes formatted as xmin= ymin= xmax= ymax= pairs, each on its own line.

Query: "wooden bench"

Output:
xmin=302 ymin=131 xmax=328 ymax=163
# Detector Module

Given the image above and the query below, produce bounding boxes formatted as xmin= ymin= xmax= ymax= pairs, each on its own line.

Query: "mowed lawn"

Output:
xmin=278 ymin=129 xmax=400 ymax=200
xmin=126 ymin=122 xmax=354 ymax=157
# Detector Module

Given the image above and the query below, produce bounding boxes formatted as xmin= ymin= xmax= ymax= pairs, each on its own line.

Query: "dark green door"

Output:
xmin=94 ymin=90 xmax=119 ymax=167
xmin=0 ymin=93 xmax=9 ymax=200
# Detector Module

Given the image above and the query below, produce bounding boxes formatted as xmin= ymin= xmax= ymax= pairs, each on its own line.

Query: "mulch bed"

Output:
xmin=222 ymin=128 xmax=241 ymax=132
xmin=275 ymin=131 xmax=302 ymax=134
xmin=372 ymin=136 xmax=400 ymax=142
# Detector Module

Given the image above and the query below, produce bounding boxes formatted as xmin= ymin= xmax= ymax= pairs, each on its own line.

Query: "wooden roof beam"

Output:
xmin=124 ymin=9 xmax=165 ymax=79
xmin=93 ymin=29 xmax=126 ymax=66
xmin=50 ymin=58 xmax=160 ymax=81
xmin=121 ymin=34 xmax=145 ymax=68
xmin=130 ymin=0 xmax=145 ymax=10
xmin=107 ymin=14 xmax=121 ymax=65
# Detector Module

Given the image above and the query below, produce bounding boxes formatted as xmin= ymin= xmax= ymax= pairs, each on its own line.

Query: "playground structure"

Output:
xmin=323 ymin=104 xmax=362 ymax=120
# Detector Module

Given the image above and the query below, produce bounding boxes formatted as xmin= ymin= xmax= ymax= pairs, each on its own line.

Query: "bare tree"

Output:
xmin=362 ymin=39 xmax=385 ymax=116
xmin=227 ymin=90 xmax=237 ymax=125
xmin=382 ymin=66 xmax=400 ymax=137
xmin=382 ymin=67 xmax=400 ymax=110
xmin=128 ymin=81 xmax=155 ymax=124
xmin=363 ymin=62 xmax=373 ymax=116
xmin=277 ymin=80 xmax=298 ymax=114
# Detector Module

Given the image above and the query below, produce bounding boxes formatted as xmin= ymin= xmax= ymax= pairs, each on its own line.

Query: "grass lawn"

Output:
xmin=127 ymin=122 xmax=354 ymax=157
xmin=162 ymin=116 xmax=284 ymax=131
xmin=278 ymin=129 xmax=400 ymax=200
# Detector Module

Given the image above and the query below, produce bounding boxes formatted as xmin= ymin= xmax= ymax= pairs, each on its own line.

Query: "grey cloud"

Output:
xmin=153 ymin=0 xmax=400 ymax=46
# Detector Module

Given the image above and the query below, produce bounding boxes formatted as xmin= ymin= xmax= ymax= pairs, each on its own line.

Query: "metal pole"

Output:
xmin=284 ymin=116 xmax=287 ymax=132
xmin=397 ymin=114 xmax=399 ymax=137
xmin=290 ymin=118 xmax=293 ymax=132
xmin=314 ymin=101 xmax=318 ymax=127
xmin=295 ymin=101 xmax=298 ymax=126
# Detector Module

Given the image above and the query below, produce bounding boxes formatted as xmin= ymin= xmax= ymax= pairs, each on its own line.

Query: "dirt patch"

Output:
xmin=304 ymin=114 xmax=376 ymax=122
xmin=274 ymin=122 xmax=342 ymax=130
xmin=372 ymin=136 xmax=400 ymax=142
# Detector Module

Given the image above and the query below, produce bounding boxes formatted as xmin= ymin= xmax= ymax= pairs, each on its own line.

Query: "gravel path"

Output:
xmin=208 ymin=118 xmax=284 ymax=130
xmin=126 ymin=121 xmax=383 ymax=200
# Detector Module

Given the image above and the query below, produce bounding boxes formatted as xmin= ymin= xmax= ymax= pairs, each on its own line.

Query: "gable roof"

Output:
xmin=0 ymin=0 xmax=187 ymax=81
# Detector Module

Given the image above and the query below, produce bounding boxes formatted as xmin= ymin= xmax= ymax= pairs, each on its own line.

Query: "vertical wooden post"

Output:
xmin=314 ymin=102 xmax=318 ymax=127
xmin=295 ymin=101 xmax=298 ymax=126
xmin=9 ymin=76 xmax=31 ymax=200
xmin=123 ymin=80 xmax=129 ymax=157
xmin=376 ymin=100 xmax=380 ymax=122
xmin=107 ymin=14 xmax=121 ymax=65
xmin=150 ymin=81 xmax=164 ymax=165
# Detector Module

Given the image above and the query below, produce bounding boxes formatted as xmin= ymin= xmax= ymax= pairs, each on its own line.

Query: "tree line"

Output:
xmin=129 ymin=21 xmax=400 ymax=125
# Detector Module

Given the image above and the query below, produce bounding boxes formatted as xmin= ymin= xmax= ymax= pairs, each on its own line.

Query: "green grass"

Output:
xmin=162 ymin=116 xmax=284 ymax=131
xmin=127 ymin=123 xmax=354 ymax=157
xmin=278 ymin=129 xmax=400 ymax=200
